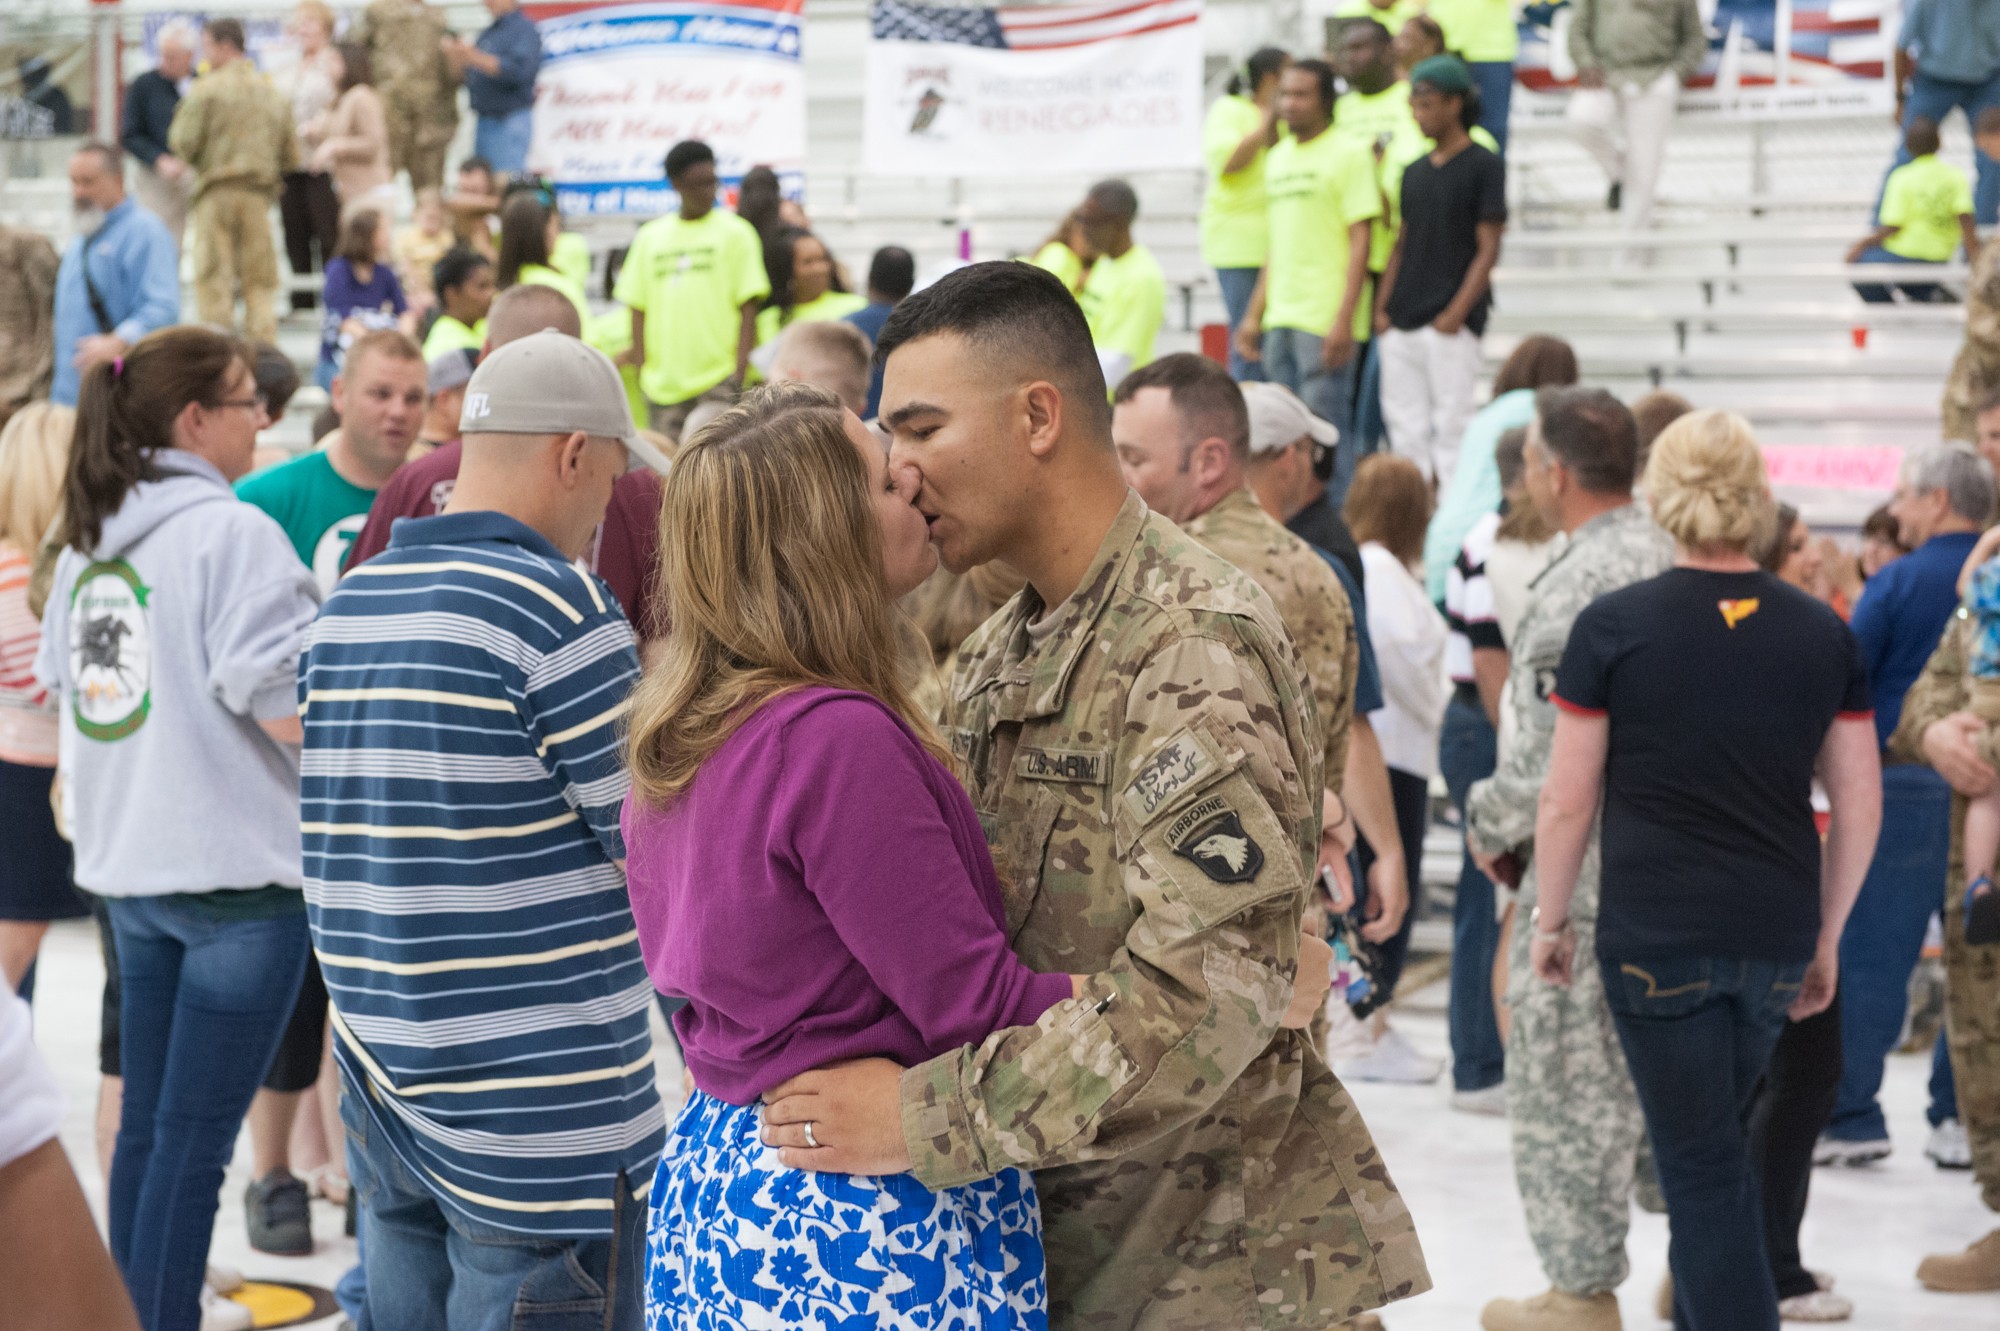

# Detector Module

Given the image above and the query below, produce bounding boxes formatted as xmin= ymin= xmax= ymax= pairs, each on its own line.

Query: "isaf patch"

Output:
xmin=1171 ymin=806 xmax=1264 ymax=884
xmin=1125 ymin=731 xmax=1216 ymax=821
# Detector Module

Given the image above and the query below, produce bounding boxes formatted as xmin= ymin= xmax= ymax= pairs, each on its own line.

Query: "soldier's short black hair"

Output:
xmin=866 ymin=246 xmax=916 ymax=302
xmin=874 ymin=260 xmax=1109 ymax=436
xmin=205 ymin=17 xmax=246 ymax=51
xmin=433 ymin=245 xmax=490 ymax=298
xmin=1113 ymin=353 xmax=1250 ymax=460
xmin=664 ymin=140 xmax=715 ymax=182
xmin=1535 ymin=386 xmax=1639 ymax=495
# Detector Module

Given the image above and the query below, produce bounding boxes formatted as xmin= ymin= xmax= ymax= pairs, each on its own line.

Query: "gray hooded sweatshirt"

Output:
xmin=36 ymin=450 xmax=320 ymax=896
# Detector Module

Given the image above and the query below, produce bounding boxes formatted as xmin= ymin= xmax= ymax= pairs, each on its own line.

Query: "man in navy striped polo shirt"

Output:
xmin=300 ymin=330 xmax=662 ymax=1329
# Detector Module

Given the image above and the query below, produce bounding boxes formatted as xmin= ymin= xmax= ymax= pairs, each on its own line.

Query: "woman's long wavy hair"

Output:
xmin=626 ymin=381 xmax=945 ymax=807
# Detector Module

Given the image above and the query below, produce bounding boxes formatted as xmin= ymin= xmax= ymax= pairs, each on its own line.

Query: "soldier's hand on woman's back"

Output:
xmin=1924 ymin=711 xmax=1999 ymax=797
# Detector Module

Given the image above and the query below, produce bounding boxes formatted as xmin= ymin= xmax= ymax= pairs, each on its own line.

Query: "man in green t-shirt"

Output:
xmin=1074 ymin=179 xmax=1167 ymax=384
xmin=1850 ymin=118 xmax=1980 ymax=304
xmin=1236 ymin=58 xmax=1379 ymax=504
xmin=237 ymin=329 xmax=427 ymax=592
xmin=614 ymin=138 xmax=770 ymax=440
xmin=1201 ymin=47 xmax=1287 ymax=382
xmin=421 ymin=247 xmax=493 ymax=361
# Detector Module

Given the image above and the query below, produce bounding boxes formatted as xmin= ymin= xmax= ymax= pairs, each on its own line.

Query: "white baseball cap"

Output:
xmin=1241 ymin=380 xmax=1338 ymax=479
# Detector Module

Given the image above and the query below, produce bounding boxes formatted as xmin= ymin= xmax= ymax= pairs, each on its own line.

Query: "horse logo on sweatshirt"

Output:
xmin=69 ymin=559 xmax=152 ymax=741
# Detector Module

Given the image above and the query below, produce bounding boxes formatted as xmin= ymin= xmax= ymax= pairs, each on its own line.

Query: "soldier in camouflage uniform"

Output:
xmin=1466 ymin=388 xmax=1673 ymax=1331
xmin=169 ymin=20 xmax=295 ymax=345
xmin=349 ymin=0 xmax=461 ymax=193
xmin=1887 ymin=610 xmax=2000 ymax=1291
xmin=762 ymin=263 xmax=1425 ymax=1329
xmin=1945 ymin=233 xmax=2000 ymax=443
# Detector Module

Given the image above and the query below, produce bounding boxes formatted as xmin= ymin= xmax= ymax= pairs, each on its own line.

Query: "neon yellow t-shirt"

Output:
xmin=756 ymin=289 xmax=870 ymax=347
xmin=1201 ymin=94 xmax=1272 ymax=270
xmin=1263 ymin=129 xmax=1382 ymax=340
xmin=1426 ymin=0 xmax=1520 ymax=63
xmin=612 ymin=208 xmax=770 ymax=406
xmin=517 ymin=263 xmax=589 ymax=324
xmin=1334 ymin=0 xmax=1420 ymax=30
xmin=1078 ymin=243 xmax=1166 ymax=372
xmin=1881 ymin=155 xmax=1974 ymax=262
xmin=1030 ymin=241 xmax=1086 ymax=292
xmin=583 ymin=307 xmax=647 ymax=433
xmin=552 ymin=231 xmax=592 ymax=290
xmin=421 ymin=313 xmax=485 ymax=361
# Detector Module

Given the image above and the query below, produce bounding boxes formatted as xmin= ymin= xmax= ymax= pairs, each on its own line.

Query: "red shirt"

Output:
xmin=345 ymin=441 xmax=664 ymax=637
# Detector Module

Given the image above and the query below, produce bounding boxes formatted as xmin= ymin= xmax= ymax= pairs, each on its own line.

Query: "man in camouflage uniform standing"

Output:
xmin=169 ymin=19 xmax=295 ymax=345
xmin=761 ymin=262 xmax=1427 ymax=1330
xmin=1944 ymin=114 xmax=2000 ymax=441
xmin=1467 ymin=387 xmax=1673 ymax=1331
xmin=1887 ymin=610 xmax=2000 ymax=1292
xmin=350 ymin=0 xmax=461 ymax=193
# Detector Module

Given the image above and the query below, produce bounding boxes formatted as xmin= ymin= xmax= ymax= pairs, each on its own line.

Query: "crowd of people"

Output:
xmin=0 ymin=7 xmax=1999 ymax=1331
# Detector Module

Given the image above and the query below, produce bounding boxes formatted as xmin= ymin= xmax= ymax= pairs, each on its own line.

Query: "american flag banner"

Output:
xmin=862 ymin=0 xmax=1204 ymax=177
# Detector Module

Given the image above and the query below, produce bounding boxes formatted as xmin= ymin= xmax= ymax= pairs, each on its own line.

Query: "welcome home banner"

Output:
xmin=862 ymin=0 xmax=1204 ymax=178
xmin=525 ymin=0 xmax=807 ymax=216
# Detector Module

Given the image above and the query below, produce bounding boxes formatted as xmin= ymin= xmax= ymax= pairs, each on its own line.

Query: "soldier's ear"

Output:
xmin=1021 ymin=380 xmax=1063 ymax=460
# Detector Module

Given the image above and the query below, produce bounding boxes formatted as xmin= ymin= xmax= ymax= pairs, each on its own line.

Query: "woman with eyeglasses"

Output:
xmin=37 ymin=326 xmax=320 ymax=1331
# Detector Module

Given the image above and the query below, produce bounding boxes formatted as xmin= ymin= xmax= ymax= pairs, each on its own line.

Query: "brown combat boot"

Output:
xmin=1916 ymin=1228 xmax=2000 ymax=1292
xmin=1479 ymin=1288 xmax=1622 ymax=1331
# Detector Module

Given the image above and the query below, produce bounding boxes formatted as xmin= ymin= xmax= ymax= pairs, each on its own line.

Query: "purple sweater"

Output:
xmin=621 ymin=687 xmax=1072 ymax=1106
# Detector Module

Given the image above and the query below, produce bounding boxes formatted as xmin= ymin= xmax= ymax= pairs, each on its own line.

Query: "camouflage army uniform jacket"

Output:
xmin=901 ymin=493 xmax=1428 ymax=1329
xmin=1184 ymin=486 xmax=1359 ymax=793
xmin=1944 ymin=239 xmax=2000 ymax=440
xmin=168 ymin=59 xmax=297 ymax=199
xmin=351 ymin=0 xmax=460 ymax=142
xmin=1889 ymin=612 xmax=2000 ymax=1206
xmin=1465 ymin=502 xmax=1672 ymax=917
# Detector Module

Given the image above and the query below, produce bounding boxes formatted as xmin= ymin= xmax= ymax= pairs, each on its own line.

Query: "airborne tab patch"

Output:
xmin=1171 ymin=807 xmax=1264 ymax=884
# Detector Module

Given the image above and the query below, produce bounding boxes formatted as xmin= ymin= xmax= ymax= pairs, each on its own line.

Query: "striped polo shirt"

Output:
xmin=299 ymin=510 xmax=663 ymax=1237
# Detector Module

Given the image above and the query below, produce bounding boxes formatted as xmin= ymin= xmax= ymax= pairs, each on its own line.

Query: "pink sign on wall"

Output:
xmin=1762 ymin=445 xmax=1902 ymax=494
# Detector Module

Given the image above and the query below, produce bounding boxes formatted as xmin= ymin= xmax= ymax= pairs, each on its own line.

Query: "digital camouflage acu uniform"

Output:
xmin=1183 ymin=486 xmax=1358 ymax=794
xmin=1944 ymin=238 xmax=2000 ymax=442
xmin=1888 ymin=611 xmax=2000 ymax=1211
xmin=901 ymin=493 xmax=1426 ymax=1330
xmin=168 ymin=57 xmax=295 ymax=345
xmin=351 ymin=0 xmax=462 ymax=193
xmin=1465 ymin=501 xmax=1673 ymax=1297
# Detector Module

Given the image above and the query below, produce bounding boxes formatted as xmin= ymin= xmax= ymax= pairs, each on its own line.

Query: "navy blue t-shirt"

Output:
xmin=1553 ymin=568 xmax=1872 ymax=963
xmin=320 ymin=258 xmax=406 ymax=375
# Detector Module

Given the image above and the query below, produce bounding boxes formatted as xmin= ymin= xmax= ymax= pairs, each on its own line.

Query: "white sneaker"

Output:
xmin=1779 ymin=1288 xmax=1853 ymax=1322
xmin=1337 ymin=1028 xmax=1444 ymax=1084
xmin=1812 ymin=1134 xmax=1891 ymax=1167
xmin=204 ymin=1263 xmax=244 ymax=1296
xmin=1926 ymin=1119 xmax=1974 ymax=1170
xmin=199 ymin=1285 xmax=253 ymax=1331
xmin=1450 ymin=1083 xmax=1507 ymax=1116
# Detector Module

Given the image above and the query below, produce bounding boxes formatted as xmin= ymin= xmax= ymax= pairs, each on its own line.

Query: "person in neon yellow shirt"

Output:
xmin=1424 ymin=0 xmax=1520 ymax=154
xmin=615 ymin=140 xmax=770 ymax=440
xmin=1075 ymin=178 xmax=1167 ymax=382
xmin=496 ymin=191 xmax=588 ymax=324
xmin=1201 ymin=46 xmax=1287 ymax=381
xmin=419 ymin=247 xmax=492 ymax=361
xmin=1334 ymin=0 xmax=1420 ymax=32
xmin=755 ymin=227 xmax=868 ymax=348
xmin=1849 ymin=118 xmax=1980 ymax=303
xmin=1027 ymin=210 xmax=1090 ymax=293
xmin=1237 ymin=58 xmax=1379 ymax=504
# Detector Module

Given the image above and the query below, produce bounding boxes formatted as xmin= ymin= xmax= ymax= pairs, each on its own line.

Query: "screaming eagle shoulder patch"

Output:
xmin=1169 ymin=800 xmax=1264 ymax=884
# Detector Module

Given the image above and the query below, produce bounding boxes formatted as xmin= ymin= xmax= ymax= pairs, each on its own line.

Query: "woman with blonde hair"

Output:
xmin=0 ymin=403 xmax=88 ymax=997
xmin=1529 ymin=410 xmax=1881 ymax=1329
xmin=621 ymin=382 xmax=1325 ymax=1328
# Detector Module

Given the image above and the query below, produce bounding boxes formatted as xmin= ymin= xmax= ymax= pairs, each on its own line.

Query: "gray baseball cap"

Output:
xmin=458 ymin=329 xmax=637 ymax=447
xmin=1241 ymin=380 xmax=1338 ymax=480
xmin=427 ymin=347 xmax=478 ymax=395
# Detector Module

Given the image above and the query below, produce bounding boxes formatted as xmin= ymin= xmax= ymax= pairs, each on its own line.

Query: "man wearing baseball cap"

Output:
xmin=1242 ymin=378 xmax=1364 ymax=586
xmin=299 ymin=328 xmax=662 ymax=1330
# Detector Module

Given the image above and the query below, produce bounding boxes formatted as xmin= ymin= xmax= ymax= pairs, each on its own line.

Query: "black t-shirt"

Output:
xmin=1385 ymin=142 xmax=1507 ymax=336
xmin=1285 ymin=494 xmax=1364 ymax=589
xmin=1553 ymin=569 xmax=1872 ymax=964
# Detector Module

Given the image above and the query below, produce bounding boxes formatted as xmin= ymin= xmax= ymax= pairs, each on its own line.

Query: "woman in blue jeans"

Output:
xmin=1525 ymin=410 xmax=1881 ymax=1331
xmin=37 ymin=327 xmax=320 ymax=1331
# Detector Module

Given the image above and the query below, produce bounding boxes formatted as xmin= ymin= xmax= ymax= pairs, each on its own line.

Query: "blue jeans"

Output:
xmin=342 ymin=1080 xmax=645 ymax=1331
xmin=1851 ymin=244 xmax=1951 ymax=304
xmin=1262 ymin=325 xmax=1360 ymax=511
xmin=1603 ymin=953 xmax=1807 ymax=1331
xmin=1882 ymin=71 xmax=2000 ymax=224
xmin=1440 ymin=697 xmax=1503 ymax=1091
xmin=1830 ymin=762 xmax=1953 ymax=1143
xmin=1215 ymin=266 xmax=1264 ymax=382
xmin=1929 ymin=1029 xmax=1961 ymax=1127
xmin=1352 ymin=335 xmax=1386 ymax=459
xmin=475 ymin=106 xmax=536 ymax=177
xmin=106 ymin=895 xmax=309 ymax=1331
xmin=1470 ymin=61 xmax=1515 ymax=158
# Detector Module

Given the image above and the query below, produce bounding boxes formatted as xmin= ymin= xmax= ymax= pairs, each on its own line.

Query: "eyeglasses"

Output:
xmin=211 ymin=397 xmax=265 ymax=414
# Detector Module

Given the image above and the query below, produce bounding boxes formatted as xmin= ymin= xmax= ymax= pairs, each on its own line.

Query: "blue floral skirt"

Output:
xmin=646 ymin=1091 xmax=1048 ymax=1331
